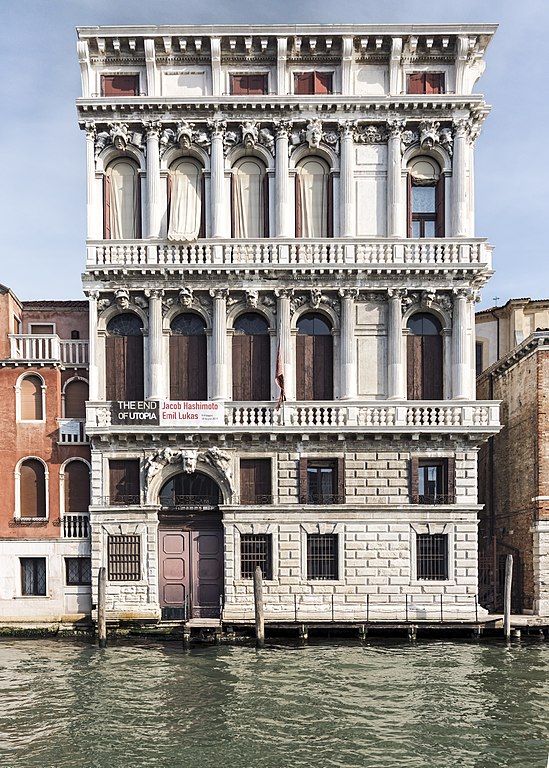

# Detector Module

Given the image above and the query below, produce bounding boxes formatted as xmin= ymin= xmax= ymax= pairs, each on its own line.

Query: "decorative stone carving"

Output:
xmin=274 ymin=120 xmax=293 ymax=139
xmin=109 ymin=122 xmax=130 ymax=151
xmin=241 ymin=120 xmax=259 ymax=149
xmin=439 ymin=127 xmax=453 ymax=156
xmin=245 ymin=290 xmax=259 ymax=308
xmin=115 ymin=289 xmax=130 ymax=310
xmin=209 ymin=288 xmax=229 ymax=300
xmin=179 ymin=287 xmax=194 ymax=307
xmin=355 ymin=125 xmax=385 ymax=144
xmin=258 ymin=127 xmax=275 ymax=153
xmin=419 ymin=120 xmax=440 ymax=151
xmin=201 ymin=447 xmax=233 ymax=492
xmin=133 ymin=295 xmax=149 ymax=310
xmin=176 ymin=120 xmax=194 ymax=150
xmin=305 ymin=119 xmax=323 ymax=149
xmin=290 ymin=294 xmax=308 ymax=314
xmin=387 ymin=117 xmax=406 ymax=139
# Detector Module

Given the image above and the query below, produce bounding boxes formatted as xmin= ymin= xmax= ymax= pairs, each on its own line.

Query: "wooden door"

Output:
xmin=106 ymin=335 xmax=144 ymax=400
xmin=159 ymin=529 xmax=191 ymax=620
xmin=232 ymin=335 xmax=270 ymax=401
xmin=170 ymin=335 xmax=207 ymax=400
xmin=407 ymin=335 xmax=442 ymax=400
xmin=296 ymin=335 xmax=333 ymax=400
xmin=191 ymin=529 xmax=224 ymax=618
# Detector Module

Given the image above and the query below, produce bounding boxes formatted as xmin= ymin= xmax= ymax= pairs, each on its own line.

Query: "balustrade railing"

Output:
xmin=87 ymin=238 xmax=492 ymax=270
xmin=58 ymin=418 xmax=88 ymax=443
xmin=86 ymin=401 xmax=500 ymax=431
xmin=62 ymin=514 xmax=90 ymax=538
xmin=9 ymin=335 xmax=89 ymax=365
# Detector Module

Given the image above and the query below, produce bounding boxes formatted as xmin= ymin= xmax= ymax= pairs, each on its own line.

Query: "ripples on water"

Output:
xmin=1 ymin=639 xmax=548 ymax=768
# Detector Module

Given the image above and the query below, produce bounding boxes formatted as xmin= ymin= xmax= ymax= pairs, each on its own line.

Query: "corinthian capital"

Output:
xmin=143 ymin=120 xmax=162 ymax=139
xmin=387 ymin=116 xmax=406 ymax=139
xmin=338 ymin=120 xmax=357 ymax=140
xmin=274 ymin=119 xmax=293 ymax=139
xmin=209 ymin=288 xmax=229 ymax=300
xmin=208 ymin=118 xmax=226 ymax=138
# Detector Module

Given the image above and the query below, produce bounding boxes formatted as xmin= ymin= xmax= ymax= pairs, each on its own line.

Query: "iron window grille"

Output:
xmin=416 ymin=534 xmax=449 ymax=580
xmin=21 ymin=557 xmax=46 ymax=596
xmin=108 ymin=535 xmax=141 ymax=581
xmin=65 ymin=557 xmax=92 ymax=586
xmin=240 ymin=534 xmax=273 ymax=580
xmin=307 ymin=534 xmax=338 ymax=580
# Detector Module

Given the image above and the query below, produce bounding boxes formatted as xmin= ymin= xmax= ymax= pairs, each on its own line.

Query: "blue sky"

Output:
xmin=1 ymin=0 xmax=547 ymax=309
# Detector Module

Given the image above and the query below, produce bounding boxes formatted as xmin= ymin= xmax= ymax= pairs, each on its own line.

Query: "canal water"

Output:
xmin=1 ymin=638 xmax=548 ymax=768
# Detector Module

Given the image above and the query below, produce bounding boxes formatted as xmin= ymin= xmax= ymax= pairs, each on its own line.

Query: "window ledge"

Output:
xmin=14 ymin=595 xmax=50 ymax=599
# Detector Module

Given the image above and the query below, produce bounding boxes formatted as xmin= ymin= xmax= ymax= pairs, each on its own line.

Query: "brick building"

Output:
xmin=477 ymin=300 xmax=549 ymax=614
xmin=0 ymin=285 xmax=91 ymax=623
xmin=76 ymin=22 xmax=499 ymax=629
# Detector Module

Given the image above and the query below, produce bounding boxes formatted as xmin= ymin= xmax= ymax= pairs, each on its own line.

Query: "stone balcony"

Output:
xmin=8 ymin=335 xmax=89 ymax=366
xmin=86 ymin=399 xmax=500 ymax=437
xmin=85 ymin=237 xmax=493 ymax=276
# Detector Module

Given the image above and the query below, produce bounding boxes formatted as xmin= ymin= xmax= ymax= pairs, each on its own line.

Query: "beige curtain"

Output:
xmin=233 ymin=160 xmax=264 ymax=238
xmin=168 ymin=160 xmax=202 ymax=242
xmin=298 ymin=158 xmax=327 ymax=238
xmin=109 ymin=160 xmax=139 ymax=239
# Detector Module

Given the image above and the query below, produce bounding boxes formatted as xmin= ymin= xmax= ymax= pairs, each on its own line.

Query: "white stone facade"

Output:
xmin=77 ymin=23 xmax=498 ymax=626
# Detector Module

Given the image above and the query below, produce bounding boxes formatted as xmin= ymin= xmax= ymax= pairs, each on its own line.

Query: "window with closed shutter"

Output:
xmin=170 ymin=313 xmax=207 ymax=400
xmin=296 ymin=314 xmax=333 ymax=401
xmin=20 ymin=375 xmax=43 ymax=420
xmin=240 ymin=459 xmax=272 ymax=504
xmin=406 ymin=313 xmax=443 ymax=400
xmin=106 ymin=314 xmax=144 ymax=401
xmin=64 ymin=461 xmax=90 ymax=513
xmin=406 ymin=72 xmax=444 ymax=94
xmin=101 ymin=74 xmax=139 ymax=96
xmin=64 ymin=380 xmax=88 ymax=418
xmin=294 ymin=71 xmax=333 ymax=94
xmin=229 ymin=74 xmax=268 ymax=95
xmin=232 ymin=313 xmax=270 ymax=401
xmin=109 ymin=460 xmax=140 ymax=505
xmin=20 ymin=459 xmax=46 ymax=518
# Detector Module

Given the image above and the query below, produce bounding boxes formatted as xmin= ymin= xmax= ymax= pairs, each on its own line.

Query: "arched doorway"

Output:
xmin=406 ymin=313 xmax=443 ymax=400
xmin=296 ymin=312 xmax=333 ymax=400
xmin=232 ymin=312 xmax=271 ymax=401
xmin=158 ymin=472 xmax=223 ymax=620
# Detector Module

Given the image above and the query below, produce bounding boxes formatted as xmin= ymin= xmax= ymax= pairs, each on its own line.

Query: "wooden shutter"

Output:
xmin=20 ymin=460 xmax=46 ymax=518
xmin=169 ymin=335 xmax=186 ymax=400
xmin=407 ymin=335 xmax=423 ymax=400
xmin=313 ymin=336 xmax=333 ymax=400
xmin=106 ymin=335 xmax=143 ymax=401
xmin=64 ymin=380 xmax=88 ymax=418
xmin=426 ymin=73 xmax=444 ymax=94
xmin=294 ymin=72 xmax=314 ymax=94
xmin=230 ymin=74 xmax=245 ymax=95
xmin=315 ymin=72 xmax=332 ymax=94
xmin=232 ymin=335 xmax=247 ymax=400
xmin=247 ymin=75 xmax=267 ymax=94
xmin=126 ymin=336 xmax=144 ymax=400
xmin=105 ymin=336 xmax=124 ymax=400
xmin=240 ymin=459 xmax=271 ymax=504
xmin=446 ymin=457 xmax=456 ymax=502
xmin=423 ymin=335 xmax=443 ymax=399
xmin=298 ymin=457 xmax=308 ymax=503
xmin=21 ymin=375 xmax=42 ymax=420
xmin=336 ymin=457 xmax=345 ymax=503
xmin=65 ymin=462 xmax=90 ymax=513
xmin=252 ymin=335 xmax=270 ymax=400
xmin=296 ymin=335 xmax=313 ymax=400
xmin=109 ymin=460 xmax=140 ymax=504
xmin=103 ymin=173 xmax=111 ymax=239
xmin=407 ymin=73 xmax=425 ymax=94
xmin=295 ymin=172 xmax=302 ymax=237
xmin=327 ymin=172 xmax=334 ymax=238
xmin=101 ymin=75 xmax=138 ymax=96
xmin=435 ymin=174 xmax=445 ymax=238
xmin=189 ymin=335 xmax=207 ymax=400
xmin=410 ymin=456 xmax=419 ymax=501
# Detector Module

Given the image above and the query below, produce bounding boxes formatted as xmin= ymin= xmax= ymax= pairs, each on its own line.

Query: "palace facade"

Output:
xmin=75 ymin=23 xmax=499 ymax=629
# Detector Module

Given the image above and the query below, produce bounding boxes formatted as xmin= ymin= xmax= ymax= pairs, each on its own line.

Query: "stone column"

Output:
xmin=452 ymin=119 xmax=469 ymax=237
xmin=339 ymin=289 xmax=358 ymax=399
xmin=452 ymin=289 xmax=469 ymax=400
xmin=387 ymin=119 xmax=405 ymax=238
xmin=85 ymin=123 xmax=100 ymax=239
xmin=87 ymin=290 xmax=99 ymax=402
xmin=275 ymin=289 xmax=294 ymax=400
xmin=275 ymin=121 xmax=292 ymax=237
xmin=387 ymin=289 xmax=406 ymax=399
xmin=210 ymin=288 xmax=228 ymax=400
xmin=145 ymin=122 xmax=162 ymax=238
xmin=209 ymin=120 xmax=226 ymax=238
xmin=146 ymin=289 xmax=164 ymax=400
xmin=339 ymin=121 xmax=355 ymax=238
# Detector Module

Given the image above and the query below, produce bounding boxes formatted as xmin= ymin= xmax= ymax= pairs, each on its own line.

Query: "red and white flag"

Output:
xmin=275 ymin=342 xmax=286 ymax=408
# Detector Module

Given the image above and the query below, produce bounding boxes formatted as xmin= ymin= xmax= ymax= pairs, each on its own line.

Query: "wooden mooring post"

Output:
xmin=253 ymin=566 xmax=265 ymax=648
xmin=98 ymin=566 xmax=107 ymax=648
xmin=503 ymin=554 xmax=513 ymax=642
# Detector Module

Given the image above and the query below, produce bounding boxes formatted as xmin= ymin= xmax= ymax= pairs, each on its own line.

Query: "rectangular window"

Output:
xmin=108 ymin=535 xmax=141 ymax=581
xmin=240 ymin=459 xmax=272 ymax=504
xmin=410 ymin=458 xmax=455 ymax=504
xmin=101 ymin=74 xmax=139 ymax=97
xmin=109 ymin=460 xmax=140 ymax=505
xmin=299 ymin=458 xmax=345 ymax=504
xmin=65 ymin=557 xmax=92 ymax=586
xmin=476 ymin=341 xmax=484 ymax=377
xmin=229 ymin=74 xmax=268 ymax=95
xmin=240 ymin=534 xmax=273 ymax=580
xmin=417 ymin=534 xmax=449 ymax=580
xmin=294 ymin=71 xmax=333 ymax=94
xmin=29 ymin=323 xmax=55 ymax=335
xmin=406 ymin=72 xmax=445 ymax=94
xmin=307 ymin=534 xmax=338 ymax=580
xmin=21 ymin=558 xmax=46 ymax=596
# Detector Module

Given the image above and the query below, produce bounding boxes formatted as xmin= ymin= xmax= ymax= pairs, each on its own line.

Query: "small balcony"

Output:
xmin=57 ymin=418 xmax=89 ymax=444
xmin=9 ymin=335 xmax=89 ymax=366
xmin=85 ymin=238 xmax=492 ymax=274
xmin=62 ymin=514 xmax=90 ymax=538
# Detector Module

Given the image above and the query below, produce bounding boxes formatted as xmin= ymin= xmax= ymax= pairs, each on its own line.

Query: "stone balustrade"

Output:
xmin=86 ymin=400 xmax=500 ymax=433
xmin=87 ymin=238 xmax=492 ymax=271
xmin=9 ymin=335 xmax=89 ymax=365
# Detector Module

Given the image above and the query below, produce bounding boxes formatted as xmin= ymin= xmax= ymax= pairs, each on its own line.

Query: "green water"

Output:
xmin=1 ymin=638 xmax=548 ymax=768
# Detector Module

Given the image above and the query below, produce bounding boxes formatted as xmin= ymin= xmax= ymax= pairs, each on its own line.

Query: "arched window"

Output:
xmin=232 ymin=313 xmax=270 ymax=401
xmin=231 ymin=158 xmax=268 ymax=238
xmin=104 ymin=159 xmax=141 ymax=239
xmin=168 ymin=159 xmax=204 ymax=242
xmin=170 ymin=313 xmax=207 ymax=400
xmin=64 ymin=379 xmax=88 ymax=419
xmin=160 ymin=472 xmax=221 ymax=508
xmin=105 ymin=313 xmax=144 ymax=401
xmin=19 ymin=459 xmax=46 ymax=518
xmin=406 ymin=313 xmax=443 ymax=400
xmin=20 ymin=375 xmax=43 ymax=420
xmin=296 ymin=157 xmax=332 ymax=238
xmin=64 ymin=461 xmax=90 ymax=514
xmin=407 ymin=157 xmax=444 ymax=238
xmin=296 ymin=313 xmax=333 ymax=400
